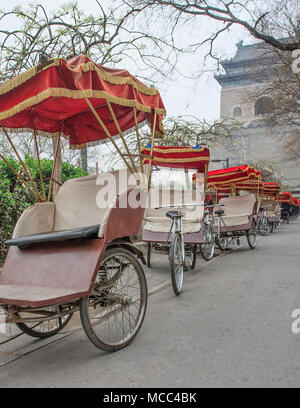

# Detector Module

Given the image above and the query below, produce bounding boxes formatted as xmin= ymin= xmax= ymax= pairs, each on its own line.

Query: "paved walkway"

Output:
xmin=0 ymin=220 xmax=299 ymax=387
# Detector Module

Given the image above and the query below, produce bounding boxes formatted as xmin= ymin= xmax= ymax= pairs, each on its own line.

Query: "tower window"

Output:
xmin=254 ymin=97 xmax=274 ymax=116
xmin=233 ymin=106 xmax=242 ymax=117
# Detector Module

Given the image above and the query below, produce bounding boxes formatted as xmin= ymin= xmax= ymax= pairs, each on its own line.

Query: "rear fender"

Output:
xmin=107 ymin=239 xmax=146 ymax=265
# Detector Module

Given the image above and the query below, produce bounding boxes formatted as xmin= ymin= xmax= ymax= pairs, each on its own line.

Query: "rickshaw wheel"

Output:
xmin=199 ymin=226 xmax=215 ymax=261
xmin=15 ymin=307 xmax=73 ymax=339
xmin=246 ymin=221 xmax=257 ymax=249
xmin=186 ymin=245 xmax=197 ymax=270
xmin=169 ymin=234 xmax=184 ymax=296
xmin=258 ymin=217 xmax=269 ymax=236
xmin=80 ymin=247 xmax=148 ymax=352
xmin=215 ymin=236 xmax=228 ymax=251
xmin=147 ymin=242 xmax=152 ymax=268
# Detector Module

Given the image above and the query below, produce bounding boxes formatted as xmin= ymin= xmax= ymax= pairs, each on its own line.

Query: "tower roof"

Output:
xmin=215 ymin=41 xmax=279 ymax=88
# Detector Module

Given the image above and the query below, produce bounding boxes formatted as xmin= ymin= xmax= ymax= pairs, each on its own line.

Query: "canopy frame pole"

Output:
xmin=184 ymin=169 xmax=191 ymax=190
xmin=213 ymin=188 xmax=218 ymax=205
xmin=84 ymin=98 xmax=133 ymax=174
xmin=133 ymin=107 xmax=144 ymax=174
xmin=106 ymin=100 xmax=138 ymax=173
xmin=47 ymin=132 xmax=61 ymax=202
xmin=0 ymin=152 xmax=40 ymax=201
xmin=33 ymin=129 xmax=46 ymax=201
xmin=1 ymin=124 xmax=42 ymax=202
xmin=147 ymin=112 xmax=157 ymax=189
xmin=204 ymin=163 xmax=208 ymax=201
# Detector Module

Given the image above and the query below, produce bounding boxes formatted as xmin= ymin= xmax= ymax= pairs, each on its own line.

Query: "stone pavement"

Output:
xmin=0 ymin=220 xmax=299 ymax=387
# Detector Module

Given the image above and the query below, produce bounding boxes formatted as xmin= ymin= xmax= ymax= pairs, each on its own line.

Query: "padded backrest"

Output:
xmin=54 ymin=168 xmax=140 ymax=231
xmin=261 ymin=198 xmax=276 ymax=209
xmin=13 ymin=202 xmax=55 ymax=238
xmin=218 ymin=194 xmax=257 ymax=216
xmin=145 ymin=188 xmax=204 ymax=221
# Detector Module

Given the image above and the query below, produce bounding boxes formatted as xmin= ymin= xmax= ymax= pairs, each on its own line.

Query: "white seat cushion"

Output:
xmin=144 ymin=188 xmax=203 ymax=233
xmin=215 ymin=194 xmax=257 ymax=227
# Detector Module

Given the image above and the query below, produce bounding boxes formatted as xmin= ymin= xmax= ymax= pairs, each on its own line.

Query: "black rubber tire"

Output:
xmin=80 ymin=247 xmax=148 ymax=352
xmin=190 ymin=245 xmax=197 ymax=270
xmin=147 ymin=242 xmax=152 ymax=268
xmin=16 ymin=310 xmax=73 ymax=339
xmin=258 ymin=217 xmax=269 ymax=236
xmin=169 ymin=234 xmax=183 ymax=296
xmin=199 ymin=226 xmax=215 ymax=261
xmin=246 ymin=221 xmax=257 ymax=249
xmin=216 ymin=236 xmax=228 ymax=251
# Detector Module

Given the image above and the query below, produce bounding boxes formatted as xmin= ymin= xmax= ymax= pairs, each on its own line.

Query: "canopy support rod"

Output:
xmin=1 ymin=124 xmax=42 ymax=202
xmin=147 ymin=112 xmax=157 ymax=189
xmin=33 ymin=129 xmax=46 ymax=201
xmin=47 ymin=132 xmax=61 ymax=202
xmin=84 ymin=98 xmax=133 ymax=174
xmin=106 ymin=100 xmax=138 ymax=173
xmin=184 ymin=169 xmax=191 ymax=190
xmin=204 ymin=163 xmax=208 ymax=201
xmin=0 ymin=152 xmax=41 ymax=201
xmin=133 ymin=108 xmax=144 ymax=174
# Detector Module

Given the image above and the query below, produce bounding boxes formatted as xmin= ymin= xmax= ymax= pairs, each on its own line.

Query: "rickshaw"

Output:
xmin=259 ymin=183 xmax=281 ymax=232
xmin=141 ymin=145 xmax=213 ymax=296
xmin=290 ymin=197 xmax=300 ymax=221
xmin=206 ymin=165 xmax=260 ymax=251
xmin=0 ymin=55 xmax=166 ymax=351
xmin=279 ymin=192 xmax=293 ymax=223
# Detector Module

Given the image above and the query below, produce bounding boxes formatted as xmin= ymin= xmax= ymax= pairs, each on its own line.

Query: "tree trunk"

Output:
xmin=81 ymin=148 xmax=88 ymax=172
xmin=51 ymin=136 xmax=62 ymax=199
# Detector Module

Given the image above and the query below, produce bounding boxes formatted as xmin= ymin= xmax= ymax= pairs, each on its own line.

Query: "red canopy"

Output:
xmin=207 ymin=165 xmax=261 ymax=187
xmin=141 ymin=145 xmax=210 ymax=171
xmin=262 ymin=182 xmax=280 ymax=195
xmin=0 ymin=55 xmax=165 ymax=148
xmin=278 ymin=192 xmax=293 ymax=203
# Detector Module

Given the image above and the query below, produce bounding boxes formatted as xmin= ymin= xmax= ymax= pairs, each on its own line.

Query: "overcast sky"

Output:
xmin=1 ymin=0 xmax=259 ymax=171
xmin=2 ymin=0 xmax=256 ymax=122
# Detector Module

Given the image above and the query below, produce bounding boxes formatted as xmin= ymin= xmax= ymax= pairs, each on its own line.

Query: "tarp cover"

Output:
xmin=0 ymin=55 xmax=165 ymax=148
xmin=141 ymin=145 xmax=210 ymax=171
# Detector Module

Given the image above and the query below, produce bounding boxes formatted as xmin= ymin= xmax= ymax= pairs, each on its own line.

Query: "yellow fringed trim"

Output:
xmin=0 ymin=57 xmax=162 ymax=98
xmin=68 ymin=60 xmax=160 ymax=96
xmin=0 ymin=59 xmax=60 ymax=96
xmin=207 ymin=175 xmax=250 ymax=186
xmin=0 ymin=87 xmax=166 ymax=121
xmin=142 ymin=146 xmax=205 ymax=153
xmin=143 ymin=156 xmax=210 ymax=164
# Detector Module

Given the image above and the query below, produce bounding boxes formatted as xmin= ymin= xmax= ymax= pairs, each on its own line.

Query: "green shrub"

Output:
xmin=0 ymin=157 xmax=87 ymax=264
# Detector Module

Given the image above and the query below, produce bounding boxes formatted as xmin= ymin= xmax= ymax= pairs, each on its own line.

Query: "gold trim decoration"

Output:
xmin=0 ymin=88 xmax=166 ymax=121
xmin=67 ymin=60 xmax=159 ymax=96
xmin=0 ymin=59 xmax=60 ymax=96
xmin=143 ymin=156 xmax=210 ymax=164
xmin=0 ymin=57 xmax=162 ymax=98
xmin=142 ymin=146 xmax=206 ymax=154
xmin=207 ymin=175 xmax=250 ymax=185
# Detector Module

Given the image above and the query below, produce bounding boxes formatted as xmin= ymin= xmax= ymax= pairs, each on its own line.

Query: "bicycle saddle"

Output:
xmin=166 ymin=210 xmax=182 ymax=220
xmin=215 ymin=210 xmax=224 ymax=216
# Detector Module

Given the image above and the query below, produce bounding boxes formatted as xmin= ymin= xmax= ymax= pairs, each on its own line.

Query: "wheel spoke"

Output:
xmin=81 ymin=249 xmax=147 ymax=350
